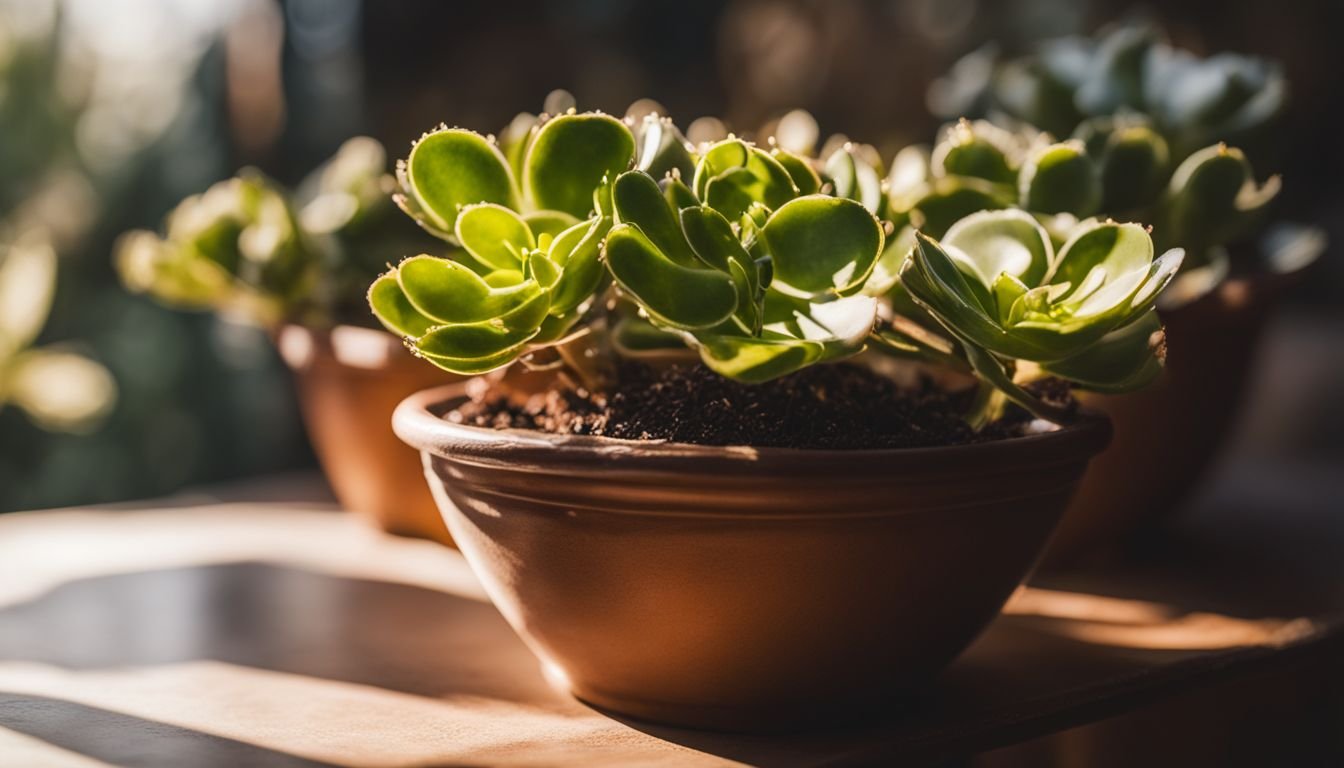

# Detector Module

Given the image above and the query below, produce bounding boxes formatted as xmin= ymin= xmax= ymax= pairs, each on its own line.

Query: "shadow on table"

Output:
xmin=0 ymin=692 xmax=344 ymax=768
xmin=0 ymin=562 xmax=561 ymax=706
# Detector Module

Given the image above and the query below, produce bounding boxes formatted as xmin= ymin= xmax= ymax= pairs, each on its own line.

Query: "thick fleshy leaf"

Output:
xmin=611 ymin=316 xmax=694 ymax=356
xmin=395 ymin=255 xmax=542 ymax=325
xmin=368 ymin=273 xmax=435 ymax=337
xmin=692 ymin=335 xmax=822 ymax=383
xmin=415 ymin=321 xmax=540 ymax=373
xmin=604 ymin=223 xmax=737 ymax=330
xmin=635 ymin=114 xmax=695 ymax=181
xmin=1019 ymin=141 xmax=1100 ymax=217
xmin=772 ymin=149 xmax=821 ymax=195
xmin=680 ymin=206 xmax=751 ymax=274
xmin=904 ymin=177 xmax=1011 ymax=239
xmin=454 ymin=203 xmax=534 ymax=271
xmin=612 ymin=171 xmax=697 ymax=266
xmin=1163 ymin=144 xmax=1279 ymax=250
xmin=523 ymin=210 xmax=580 ymax=240
xmin=1096 ymin=124 xmax=1169 ymax=212
xmin=1050 ymin=220 xmax=1153 ymax=313
xmin=1042 ymin=310 xmax=1165 ymax=393
xmin=761 ymin=196 xmax=883 ymax=298
xmin=404 ymin=129 xmax=519 ymax=234
xmin=824 ymin=146 xmax=883 ymax=213
xmin=865 ymin=225 xmax=918 ymax=296
xmin=694 ymin=139 xmax=797 ymax=219
xmin=549 ymin=215 xmax=611 ymax=315
xmin=524 ymin=113 xmax=635 ymax=218
xmin=931 ymin=121 xmax=1018 ymax=184
xmin=903 ymin=232 xmax=1059 ymax=361
xmin=692 ymin=294 xmax=876 ymax=382
xmin=941 ymin=209 xmax=1053 ymax=289
xmin=679 ymin=206 xmax=762 ymax=332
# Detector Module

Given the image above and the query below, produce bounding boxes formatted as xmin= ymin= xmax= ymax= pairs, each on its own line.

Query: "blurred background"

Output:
xmin=1 ymin=0 xmax=1339 ymax=512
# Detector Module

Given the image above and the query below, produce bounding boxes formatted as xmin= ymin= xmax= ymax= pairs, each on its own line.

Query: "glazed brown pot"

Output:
xmin=277 ymin=324 xmax=455 ymax=545
xmin=1045 ymin=272 xmax=1290 ymax=565
xmin=394 ymin=382 xmax=1111 ymax=731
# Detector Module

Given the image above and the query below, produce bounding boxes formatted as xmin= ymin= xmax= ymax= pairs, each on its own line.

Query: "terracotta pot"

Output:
xmin=394 ymin=382 xmax=1111 ymax=730
xmin=1045 ymin=272 xmax=1291 ymax=565
xmin=276 ymin=324 xmax=455 ymax=545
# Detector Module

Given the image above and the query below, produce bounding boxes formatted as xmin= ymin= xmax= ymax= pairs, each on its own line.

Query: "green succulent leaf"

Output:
xmin=662 ymin=176 xmax=700 ymax=210
xmin=416 ymin=321 xmax=541 ymax=372
xmin=772 ymin=149 xmax=822 ymax=195
xmin=900 ymin=177 xmax=1012 ymax=239
xmin=454 ymin=203 xmax=535 ymax=272
xmin=368 ymin=273 xmax=435 ymax=337
xmin=1162 ymin=143 xmax=1280 ymax=252
xmin=549 ymin=215 xmax=612 ymax=316
xmin=611 ymin=315 xmax=694 ymax=357
xmin=604 ymin=223 xmax=738 ymax=330
xmin=931 ymin=120 xmax=1019 ymax=185
xmin=1041 ymin=309 xmax=1166 ymax=393
xmin=691 ymin=293 xmax=877 ymax=383
xmin=523 ymin=209 xmax=581 ymax=240
xmin=524 ymin=112 xmax=636 ymax=218
xmin=1019 ymin=140 xmax=1101 ymax=217
xmin=612 ymin=171 xmax=697 ymax=266
xmin=824 ymin=145 xmax=884 ymax=214
xmin=635 ymin=114 xmax=696 ymax=182
xmin=395 ymin=254 xmax=545 ymax=326
xmin=762 ymin=196 xmax=883 ymax=298
xmin=941 ymin=208 xmax=1053 ymax=289
xmin=403 ymin=128 xmax=519 ymax=235
xmin=694 ymin=139 xmax=798 ymax=220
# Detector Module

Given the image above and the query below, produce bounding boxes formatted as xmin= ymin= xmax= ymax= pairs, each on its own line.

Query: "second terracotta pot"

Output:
xmin=277 ymin=324 xmax=455 ymax=545
xmin=395 ymin=382 xmax=1111 ymax=731
xmin=1045 ymin=273 xmax=1288 ymax=564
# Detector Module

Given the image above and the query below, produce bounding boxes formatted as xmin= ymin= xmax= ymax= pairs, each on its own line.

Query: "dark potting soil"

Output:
xmin=450 ymin=362 xmax=1077 ymax=450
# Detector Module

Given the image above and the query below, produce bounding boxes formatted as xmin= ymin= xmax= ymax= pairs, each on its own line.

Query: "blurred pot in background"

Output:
xmin=116 ymin=137 xmax=455 ymax=545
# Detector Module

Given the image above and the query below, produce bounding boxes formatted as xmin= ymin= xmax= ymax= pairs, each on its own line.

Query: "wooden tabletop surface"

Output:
xmin=1 ymin=457 xmax=1341 ymax=767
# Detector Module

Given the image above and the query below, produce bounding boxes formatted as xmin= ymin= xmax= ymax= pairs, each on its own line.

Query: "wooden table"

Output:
xmin=1 ymin=459 xmax=1341 ymax=767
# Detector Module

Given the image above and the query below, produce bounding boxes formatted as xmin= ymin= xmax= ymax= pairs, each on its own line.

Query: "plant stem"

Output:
xmin=966 ymin=379 xmax=1010 ymax=431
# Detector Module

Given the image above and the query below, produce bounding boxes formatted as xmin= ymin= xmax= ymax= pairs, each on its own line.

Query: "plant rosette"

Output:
xmin=362 ymin=107 xmax=1198 ymax=728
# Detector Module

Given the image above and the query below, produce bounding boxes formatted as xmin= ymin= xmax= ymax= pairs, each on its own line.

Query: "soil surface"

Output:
xmin=450 ymin=362 xmax=1076 ymax=450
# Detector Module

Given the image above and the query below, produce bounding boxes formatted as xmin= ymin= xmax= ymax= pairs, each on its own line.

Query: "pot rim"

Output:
xmin=393 ymin=380 xmax=1112 ymax=481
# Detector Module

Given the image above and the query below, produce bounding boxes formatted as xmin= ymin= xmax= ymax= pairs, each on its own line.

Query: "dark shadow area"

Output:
xmin=0 ymin=562 xmax=559 ymax=706
xmin=0 ymin=692 xmax=343 ymax=768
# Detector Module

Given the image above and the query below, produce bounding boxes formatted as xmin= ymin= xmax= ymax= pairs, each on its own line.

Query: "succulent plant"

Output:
xmin=370 ymin=106 xmax=1187 ymax=427
xmin=871 ymin=117 xmax=1279 ymax=308
xmin=117 ymin=137 xmax=432 ymax=327
xmin=117 ymin=170 xmax=314 ymax=326
xmin=929 ymin=23 xmax=1285 ymax=163
xmin=896 ymin=209 xmax=1181 ymax=425
xmin=370 ymin=110 xmax=886 ymax=384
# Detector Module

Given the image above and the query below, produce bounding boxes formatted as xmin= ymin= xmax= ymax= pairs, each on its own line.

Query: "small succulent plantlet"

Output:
xmin=117 ymin=137 xmax=428 ymax=327
xmin=370 ymin=105 xmax=1186 ymax=429
xmin=895 ymin=209 xmax=1182 ymax=426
